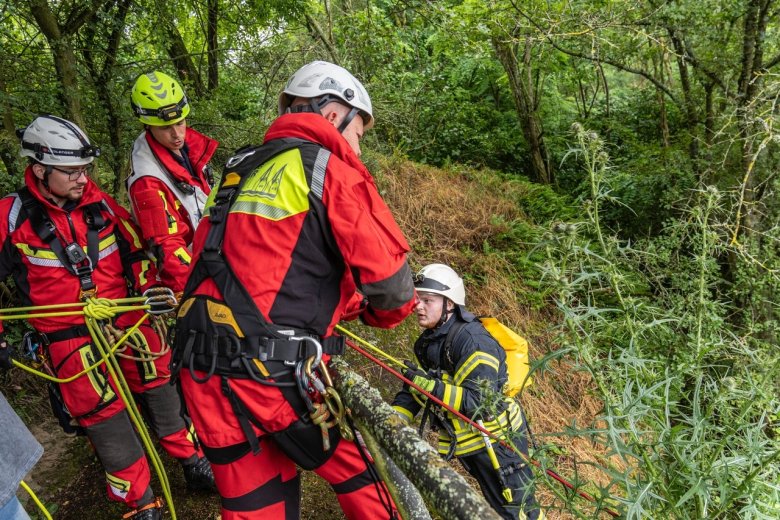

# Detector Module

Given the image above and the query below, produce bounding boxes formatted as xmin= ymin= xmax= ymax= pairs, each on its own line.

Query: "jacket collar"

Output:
xmin=144 ymin=126 xmax=217 ymax=190
xmin=264 ymin=113 xmax=375 ymax=183
xmin=24 ymin=165 xmax=103 ymax=212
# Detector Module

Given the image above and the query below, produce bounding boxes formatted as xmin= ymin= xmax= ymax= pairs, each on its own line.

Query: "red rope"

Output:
xmin=344 ymin=337 xmax=621 ymax=518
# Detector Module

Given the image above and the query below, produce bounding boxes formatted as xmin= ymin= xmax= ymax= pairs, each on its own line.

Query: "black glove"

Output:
xmin=0 ymin=339 xmax=14 ymax=370
xmin=401 ymin=360 xmax=426 ymax=380
xmin=143 ymin=287 xmax=177 ymax=315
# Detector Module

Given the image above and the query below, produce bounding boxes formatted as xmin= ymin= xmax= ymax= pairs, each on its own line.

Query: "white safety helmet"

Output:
xmin=18 ymin=115 xmax=100 ymax=166
xmin=414 ymin=264 xmax=466 ymax=306
xmin=279 ymin=60 xmax=374 ymax=130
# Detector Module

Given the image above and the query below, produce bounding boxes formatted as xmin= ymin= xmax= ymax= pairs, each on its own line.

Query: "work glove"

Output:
xmin=143 ymin=287 xmax=178 ymax=315
xmin=0 ymin=337 xmax=14 ymax=371
xmin=402 ymin=360 xmax=438 ymax=397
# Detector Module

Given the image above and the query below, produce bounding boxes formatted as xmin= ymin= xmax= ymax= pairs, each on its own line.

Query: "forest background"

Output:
xmin=0 ymin=0 xmax=778 ymax=519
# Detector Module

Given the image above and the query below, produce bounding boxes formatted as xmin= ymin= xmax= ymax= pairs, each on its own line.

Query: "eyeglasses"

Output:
xmin=51 ymin=164 xmax=94 ymax=181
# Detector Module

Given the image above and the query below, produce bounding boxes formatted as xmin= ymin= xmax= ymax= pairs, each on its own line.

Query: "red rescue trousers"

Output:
xmin=180 ymin=368 xmax=398 ymax=519
xmin=48 ymin=314 xmax=201 ymax=506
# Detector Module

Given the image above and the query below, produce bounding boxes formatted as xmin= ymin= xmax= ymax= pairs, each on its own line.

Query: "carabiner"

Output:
xmin=291 ymin=335 xmax=323 ymax=370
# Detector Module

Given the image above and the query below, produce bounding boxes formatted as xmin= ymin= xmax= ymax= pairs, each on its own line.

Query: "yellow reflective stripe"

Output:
xmin=130 ymin=330 xmax=157 ymax=383
xmin=173 ymin=246 xmax=191 ymax=265
xmin=139 ymin=259 xmax=150 ymax=286
xmin=159 ymin=191 xmax=177 ymax=234
xmin=79 ymin=345 xmax=116 ymax=404
xmin=106 ymin=472 xmax=131 ymax=494
xmin=440 ymin=399 xmax=524 ymax=457
xmin=92 ymin=234 xmax=117 ymax=254
xmin=15 ymin=243 xmax=58 ymax=260
xmin=233 ymin=148 xmax=310 ymax=221
xmin=393 ymin=405 xmax=415 ymax=422
xmin=120 ymin=219 xmax=143 ymax=249
xmin=442 ymin=382 xmax=463 ymax=411
xmin=453 ymin=351 xmax=500 ymax=386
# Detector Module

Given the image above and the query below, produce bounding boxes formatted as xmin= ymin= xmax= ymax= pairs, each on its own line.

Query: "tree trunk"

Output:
xmin=81 ymin=0 xmax=132 ymax=190
xmin=207 ymin=0 xmax=219 ymax=93
xmin=28 ymin=0 xmax=86 ymax=128
xmin=668 ymin=29 xmax=699 ymax=170
xmin=0 ymin=65 xmax=20 ymax=177
xmin=156 ymin=0 xmax=204 ymax=97
xmin=330 ymin=358 xmax=501 ymax=520
xmin=492 ymin=36 xmax=553 ymax=184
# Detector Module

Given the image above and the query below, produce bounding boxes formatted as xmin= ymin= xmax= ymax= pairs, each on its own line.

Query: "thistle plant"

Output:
xmin=533 ymin=124 xmax=780 ymax=519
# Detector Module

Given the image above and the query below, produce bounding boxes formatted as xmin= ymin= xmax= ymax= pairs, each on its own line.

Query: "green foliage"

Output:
xmin=535 ymin=125 xmax=780 ymax=518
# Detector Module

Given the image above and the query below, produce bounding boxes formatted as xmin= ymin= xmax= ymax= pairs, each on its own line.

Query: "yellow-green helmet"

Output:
xmin=131 ymin=71 xmax=190 ymax=126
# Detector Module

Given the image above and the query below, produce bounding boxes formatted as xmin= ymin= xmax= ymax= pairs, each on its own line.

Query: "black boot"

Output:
xmin=124 ymin=498 xmax=163 ymax=519
xmin=182 ymin=456 xmax=217 ymax=492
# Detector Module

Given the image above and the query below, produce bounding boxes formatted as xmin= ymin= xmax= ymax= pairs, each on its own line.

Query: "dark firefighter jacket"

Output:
xmin=127 ymin=128 xmax=218 ymax=293
xmin=392 ymin=310 xmax=524 ymax=457
xmin=0 ymin=167 xmax=159 ymax=335
xmin=187 ymin=112 xmax=415 ymax=335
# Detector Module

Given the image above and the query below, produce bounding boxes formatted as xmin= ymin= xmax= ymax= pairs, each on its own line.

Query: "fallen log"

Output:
xmin=330 ymin=358 xmax=501 ymax=520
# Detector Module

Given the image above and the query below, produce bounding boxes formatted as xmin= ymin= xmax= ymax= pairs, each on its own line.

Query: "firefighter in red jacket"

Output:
xmin=172 ymin=61 xmax=416 ymax=519
xmin=0 ymin=116 xmax=214 ymax=520
xmin=127 ymin=71 xmax=218 ymax=296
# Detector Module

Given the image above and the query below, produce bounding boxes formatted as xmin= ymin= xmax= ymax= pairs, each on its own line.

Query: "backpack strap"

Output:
xmin=440 ymin=320 xmax=467 ymax=374
xmin=17 ymin=187 xmax=104 ymax=297
xmin=182 ymin=138 xmax=316 ymax=338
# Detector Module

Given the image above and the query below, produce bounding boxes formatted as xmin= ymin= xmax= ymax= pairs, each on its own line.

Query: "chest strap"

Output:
xmin=17 ymin=187 xmax=106 ymax=296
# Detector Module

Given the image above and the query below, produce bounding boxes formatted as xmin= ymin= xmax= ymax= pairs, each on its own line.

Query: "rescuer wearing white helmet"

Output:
xmin=0 ymin=115 xmax=214 ymax=519
xmin=126 ymin=71 xmax=219 ymax=298
xmin=173 ymin=60 xmax=415 ymax=519
xmin=393 ymin=263 xmax=543 ymax=520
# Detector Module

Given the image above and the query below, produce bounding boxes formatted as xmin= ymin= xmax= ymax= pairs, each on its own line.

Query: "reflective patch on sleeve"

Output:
xmin=173 ymin=247 xmax=191 ymax=266
xmin=139 ymin=259 xmax=151 ymax=286
xmin=393 ymin=405 xmax=414 ymax=423
xmin=120 ymin=220 xmax=144 ymax=249
xmin=454 ymin=351 xmax=500 ymax=386
xmin=161 ymin=191 xmax=178 ymax=234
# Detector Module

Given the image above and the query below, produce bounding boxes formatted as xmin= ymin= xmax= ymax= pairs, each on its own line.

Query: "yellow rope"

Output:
xmin=2 ymin=299 xmax=176 ymax=519
xmin=19 ymin=480 xmax=52 ymax=520
xmin=335 ymin=325 xmax=405 ymax=367
xmin=85 ymin=316 xmax=176 ymax=520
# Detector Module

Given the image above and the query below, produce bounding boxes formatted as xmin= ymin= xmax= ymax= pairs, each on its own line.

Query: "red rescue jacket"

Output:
xmin=127 ymin=127 xmax=218 ymax=293
xmin=189 ymin=113 xmax=415 ymax=335
xmin=0 ymin=168 xmax=159 ymax=335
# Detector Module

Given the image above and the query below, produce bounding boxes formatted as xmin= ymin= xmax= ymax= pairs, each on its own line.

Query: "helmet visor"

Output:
xmin=413 ymin=273 xmax=451 ymax=292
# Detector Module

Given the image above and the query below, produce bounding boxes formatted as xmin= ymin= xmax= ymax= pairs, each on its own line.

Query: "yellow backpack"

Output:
xmin=443 ymin=317 xmax=532 ymax=397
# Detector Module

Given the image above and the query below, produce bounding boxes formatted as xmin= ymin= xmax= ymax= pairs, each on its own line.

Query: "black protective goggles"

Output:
xmin=413 ymin=273 xmax=450 ymax=292
xmin=132 ymin=96 xmax=188 ymax=122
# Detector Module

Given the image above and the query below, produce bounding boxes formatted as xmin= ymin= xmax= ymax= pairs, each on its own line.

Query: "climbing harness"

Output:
xmin=1 ymin=296 xmax=178 ymax=519
xmin=336 ymin=324 xmax=622 ymax=519
xmin=172 ymin=138 xmax=349 ymax=456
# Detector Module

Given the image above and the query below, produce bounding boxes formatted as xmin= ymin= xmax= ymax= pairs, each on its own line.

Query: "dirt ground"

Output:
xmin=19 ymin=415 xmax=345 ymax=520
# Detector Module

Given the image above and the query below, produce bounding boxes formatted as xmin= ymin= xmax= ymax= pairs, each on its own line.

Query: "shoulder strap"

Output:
xmin=18 ymin=187 xmax=58 ymax=244
xmin=441 ymin=320 xmax=467 ymax=373
xmin=17 ymin=187 xmax=99 ymax=294
xmin=183 ymin=138 xmax=315 ymax=336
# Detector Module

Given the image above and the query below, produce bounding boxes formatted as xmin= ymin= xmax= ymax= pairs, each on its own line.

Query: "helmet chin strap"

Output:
xmin=437 ymin=297 xmax=454 ymax=328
